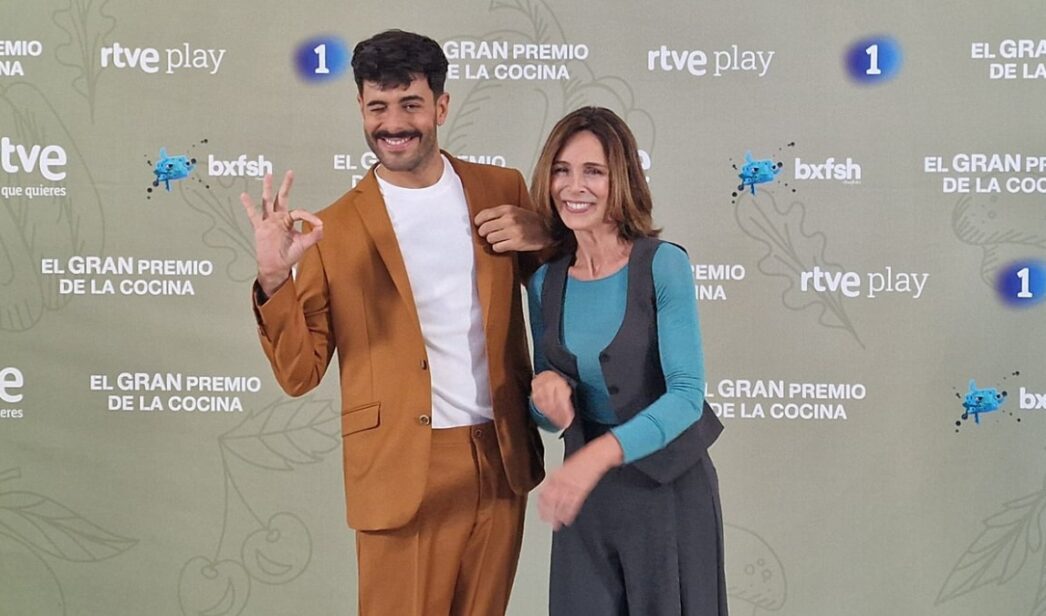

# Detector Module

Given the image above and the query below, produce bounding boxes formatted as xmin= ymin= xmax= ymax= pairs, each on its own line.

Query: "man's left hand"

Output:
xmin=475 ymin=205 xmax=550 ymax=253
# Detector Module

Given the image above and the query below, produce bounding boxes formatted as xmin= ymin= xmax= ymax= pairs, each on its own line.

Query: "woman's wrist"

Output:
xmin=586 ymin=433 xmax=624 ymax=472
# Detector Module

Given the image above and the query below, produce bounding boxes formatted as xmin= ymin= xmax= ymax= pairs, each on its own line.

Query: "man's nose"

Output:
xmin=381 ymin=107 xmax=411 ymax=130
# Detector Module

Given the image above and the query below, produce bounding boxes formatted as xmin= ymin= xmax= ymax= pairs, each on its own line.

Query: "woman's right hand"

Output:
xmin=531 ymin=371 xmax=575 ymax=430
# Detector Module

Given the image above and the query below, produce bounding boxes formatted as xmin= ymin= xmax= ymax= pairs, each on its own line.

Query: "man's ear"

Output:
xmin=436 ymin=91 xmax=450 ymax=126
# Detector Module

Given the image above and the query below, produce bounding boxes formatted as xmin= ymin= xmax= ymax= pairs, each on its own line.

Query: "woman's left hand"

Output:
xmin=538 ymin=434 xmax=623 ymax=530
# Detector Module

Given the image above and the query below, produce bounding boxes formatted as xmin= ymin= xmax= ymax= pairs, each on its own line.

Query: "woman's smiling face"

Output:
xmin=550 ymin=130 xmax=614 ymax=235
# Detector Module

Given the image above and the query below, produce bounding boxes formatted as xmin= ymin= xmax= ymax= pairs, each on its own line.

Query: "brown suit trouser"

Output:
xmin=355 ymin=423 xmax=526 ymax=615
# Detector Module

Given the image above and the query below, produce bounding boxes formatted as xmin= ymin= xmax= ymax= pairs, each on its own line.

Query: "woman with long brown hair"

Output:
xmin=527 ymin=106 xmax=727 ymax=615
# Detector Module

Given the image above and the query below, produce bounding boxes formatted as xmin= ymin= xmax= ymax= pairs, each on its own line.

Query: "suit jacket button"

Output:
xmin=599 ymin=352 xmax=609 ymax=363
xmin=418 ymin=414 xmax=431 ymax=426
xmin=607 ymin=385 xmax=619 ymax=395
xmin=420 ymin=359 xmax=428 ymax=370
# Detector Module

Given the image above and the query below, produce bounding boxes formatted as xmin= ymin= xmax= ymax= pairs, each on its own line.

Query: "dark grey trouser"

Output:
xmin=549 ymin=425 xmax=728 ymax=616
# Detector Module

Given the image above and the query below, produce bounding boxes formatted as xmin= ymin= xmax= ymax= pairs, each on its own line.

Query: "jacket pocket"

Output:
xmin=341 ymin=402 xmax=380 ymax=436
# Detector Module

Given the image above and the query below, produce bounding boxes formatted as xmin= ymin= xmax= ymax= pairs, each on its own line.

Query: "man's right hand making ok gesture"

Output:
xmin=240 ymin=171 xmax=324 ymax=298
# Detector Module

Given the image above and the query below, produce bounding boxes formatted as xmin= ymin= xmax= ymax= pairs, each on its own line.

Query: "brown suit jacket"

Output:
xmin=253 ymin=154 xmax=545 ymax=531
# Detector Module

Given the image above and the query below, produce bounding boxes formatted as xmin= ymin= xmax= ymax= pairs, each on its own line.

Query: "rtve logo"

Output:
xmin=1 ymin=137 xmax=67 ymax=181
xmin=793 ymin=157 xmax=862 ymax=184
xmin=208 ymin=155 xmax=273 ymax=178
xmin=1020 ymin=388 xmax=1046 ymax=410
xmin=0 ymin=367 xmax=24 ymax=404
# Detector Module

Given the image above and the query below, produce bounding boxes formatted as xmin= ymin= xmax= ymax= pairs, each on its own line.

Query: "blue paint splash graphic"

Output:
xmin=737 ymin=151 xmax=782 ymax=195
xmin=961 ymin=379 xmax=1006 ymax=424
xmin=152 ymin=147 xmax=196 ymax=192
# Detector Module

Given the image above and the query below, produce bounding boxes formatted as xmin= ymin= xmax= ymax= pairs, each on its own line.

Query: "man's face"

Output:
xmin=358 ymin=76 xmax=449 ymax=179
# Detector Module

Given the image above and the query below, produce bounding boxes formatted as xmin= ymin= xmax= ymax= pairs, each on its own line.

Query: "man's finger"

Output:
xmin=492 ymin=239 xmax=520 ymax=253
xmin=473 ymin=204 xmax=514 ymax=226
xmin=483 ymin=229 xmax=514 ymax=245
xmin=290 ymin=209 xmax=324 ymax=248
xmin=476 ymin=218 xmax=507 ymax=238
xmin=239 ymin=193 xmax=260 ymax=228
xmin=289 ymin=209 xmax=322 ymax=228
xmin=276 ymin=170 xmax=294 ymax=211
xmin=261 ymin=173 xmax=274 ymax=217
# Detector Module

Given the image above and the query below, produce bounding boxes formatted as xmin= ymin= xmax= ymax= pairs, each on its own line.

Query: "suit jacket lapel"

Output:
xmin=350 ymin=155 xmax=508 ymax=337
xmin=449 ymin=154 xmax=504 ymax=331
xmin=351 ymin=170 xmax=423 ymax=334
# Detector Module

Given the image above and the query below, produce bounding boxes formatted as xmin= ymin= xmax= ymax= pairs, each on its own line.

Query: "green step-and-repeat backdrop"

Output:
xmin=2 ymin=1 xmax=1045 ymax=614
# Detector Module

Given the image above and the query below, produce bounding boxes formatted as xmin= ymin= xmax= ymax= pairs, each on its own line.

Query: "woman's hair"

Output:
xmin=530 ymin=106 xmax=659 ymax=257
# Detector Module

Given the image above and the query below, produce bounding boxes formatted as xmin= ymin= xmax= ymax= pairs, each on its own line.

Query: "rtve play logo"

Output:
xmin=100 ymin=42 xmax=226 ymax=75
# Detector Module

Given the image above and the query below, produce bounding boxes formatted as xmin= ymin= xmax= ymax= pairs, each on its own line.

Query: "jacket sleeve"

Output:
xmin=525 ymin=264 xmax=562 ymax=431
xmin=251 ymin=230 xmax=336 ymax=397
xmin=513 ymin=169 xmax=549 ymax=281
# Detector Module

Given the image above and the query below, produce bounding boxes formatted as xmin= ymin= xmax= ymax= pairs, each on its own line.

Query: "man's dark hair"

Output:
xmin=352 ymin=30 xmax=449 ymax=95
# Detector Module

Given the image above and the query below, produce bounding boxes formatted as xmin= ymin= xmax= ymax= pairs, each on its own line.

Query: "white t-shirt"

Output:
xmin=376 ymin=157 xmax=493 ymax=427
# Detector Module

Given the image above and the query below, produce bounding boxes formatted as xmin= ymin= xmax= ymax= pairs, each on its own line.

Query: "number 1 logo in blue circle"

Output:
xmin=997 ymin=260 xmax=1046 ymax=307
xmin=845 ymin=36 xmax=902 ymax=83
xmin=295 ymin=36 xmax=350 ymax=82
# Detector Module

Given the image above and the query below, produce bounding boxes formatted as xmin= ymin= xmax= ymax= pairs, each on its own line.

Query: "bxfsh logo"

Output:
xmin=146 ymin=140 xmax=274 ymax=197
xmin=207 ymin=154 xmax=272 ymax=178
xmin=793 ymin=157 xmax=862 ymax=184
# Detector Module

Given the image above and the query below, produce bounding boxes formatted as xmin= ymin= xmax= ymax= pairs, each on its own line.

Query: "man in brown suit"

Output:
xmin=240 ymin=30 xmax=545 ymax=615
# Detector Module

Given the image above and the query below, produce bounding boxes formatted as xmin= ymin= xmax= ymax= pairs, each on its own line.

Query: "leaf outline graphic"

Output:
xmin=936 ymin=482 xmax=1046 ymax=606
xmin=734 ymin=188 xmax=863 ymax=347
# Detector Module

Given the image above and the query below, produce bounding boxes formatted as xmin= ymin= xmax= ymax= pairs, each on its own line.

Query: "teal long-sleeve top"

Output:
xmin=527 ymin=243 xmax=706 ymax=464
